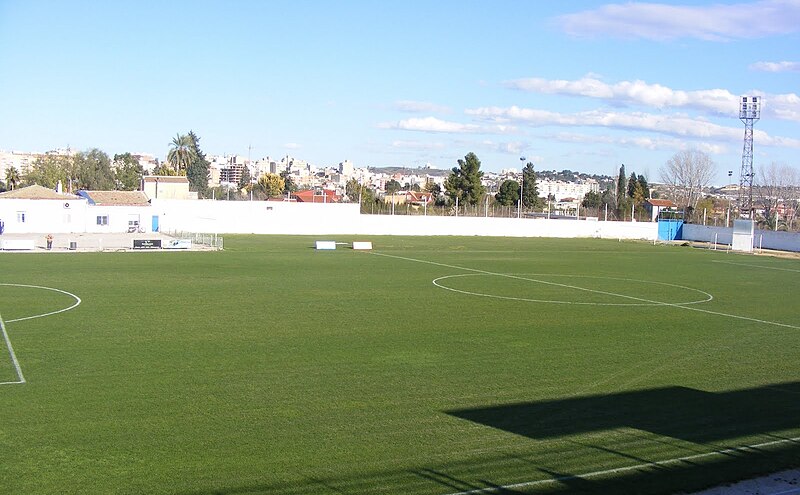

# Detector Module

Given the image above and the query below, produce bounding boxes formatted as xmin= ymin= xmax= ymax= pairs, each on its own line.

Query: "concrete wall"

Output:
xmin=4 ymin=197 xmax=657 ymax=240
xmin=151 ymin=199 xmax=657 ymax=239
xmin=681 ymin=224 xmax=733 ymax=246
xmin=9 ymin=196 xmax=800 ymax=249
xmin=681 ymin=223 xmax=800 ymax=252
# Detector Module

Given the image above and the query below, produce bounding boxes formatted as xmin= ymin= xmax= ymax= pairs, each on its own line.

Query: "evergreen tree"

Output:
xmin=280 ymin=170 xmax=297 ymax=193
xmin=581 ymin=191 xmax=602 ymax=208
xmin=385 ymin=179 xmax=402 ymax=194
xmin=495 ymin=179 xmax=520 ymax=206
xmin=637 ymin=174 xmax=650 ymax=199
xmin=627 ymin=172 xmax=638 ymax=198
xmin=444 ymin=152 xmax=485 ymax=206
xmin=186 ymin=131 xmax=210 ymax=196
xmin=238 ymin=164 xmax=252 ymax=190
xmin=616 ymin=164 xmax=626 ymax=210
xmin=521 ymin=162 xmax=543 ymax=209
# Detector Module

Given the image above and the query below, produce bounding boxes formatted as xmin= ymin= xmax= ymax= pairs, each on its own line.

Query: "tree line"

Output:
xmin=1 ymin=131 xmax=212 ymax=196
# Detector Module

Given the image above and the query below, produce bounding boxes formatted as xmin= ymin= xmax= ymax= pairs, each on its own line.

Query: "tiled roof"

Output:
xmin=0 ymin=184 xmax=81 ymax=200
xmin=293 ymin=190 xmax=340 ymax=203
xmin=142 ymin=176 xmax=189 ymax=184
xmin=79 ymin=190 xmax=150 ymax=206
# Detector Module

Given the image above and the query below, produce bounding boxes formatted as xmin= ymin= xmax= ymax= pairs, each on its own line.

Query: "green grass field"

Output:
xmin=1 ymin=235 xmax=799 ymax=494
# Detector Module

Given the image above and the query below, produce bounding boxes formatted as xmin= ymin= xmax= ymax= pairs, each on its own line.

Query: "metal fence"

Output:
xmin=358 ymin=202 xmax=655 ymax=222
xmin=166 ymin=231 xmax=224 ymax=250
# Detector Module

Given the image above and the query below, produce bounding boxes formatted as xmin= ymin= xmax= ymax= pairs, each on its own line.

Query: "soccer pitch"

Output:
xmin=1 ymin=235 xmax=799 ymax=494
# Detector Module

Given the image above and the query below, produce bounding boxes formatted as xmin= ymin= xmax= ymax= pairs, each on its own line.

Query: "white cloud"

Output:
xmin=749 ymin=60 xmax=800 ymax=72
xmin=284 ymin=142 xmax=301 ymax=149
xmin=477 ymin=140 xmax=528 ymax=155
xmin=390 ymin=140 xmax=446 ymax=151
xmin=556 ymin=0 xmax=800 ymax=41
xmin=507 ymin=76 xmax=737 ymax=114
xmin=378 ymin=117 xmax=479 ymax=133
xmin=393 ymin=100 xmax=451 ymax=114
xmin=378 ymin=116 xmax=516 ymax=134
xmin=549 ymin=132 xmax=727 ymax=154
xmin=505 ymin=76 xmax=800 ymax=122
xmin=466 ymin=105 xmax=800 ymax=148
xmin=768 ymin=93 xmax=800 ymax=120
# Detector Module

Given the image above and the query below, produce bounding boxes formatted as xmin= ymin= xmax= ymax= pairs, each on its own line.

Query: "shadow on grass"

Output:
xmin=180 ymin=382 xmax=800 ymax=495
xmin=178 ymin=441 xmax=800 ymax=495
xmin=446 ymin=381 xmax=800 ymax=443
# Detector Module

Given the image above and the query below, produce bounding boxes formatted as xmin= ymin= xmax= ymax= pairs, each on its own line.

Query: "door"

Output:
xmin=152 ymin=215 xmax=160 ymax=232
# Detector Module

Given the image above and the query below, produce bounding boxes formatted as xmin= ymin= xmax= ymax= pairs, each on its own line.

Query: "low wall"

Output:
xmin=681 ymin=223 xmax=800 ymax=252
xmin=351 ymin=214 xmax=656 ymax=239
xmin=152 ymin=199 xmax=657 ymax=239
xmin=681 ymin=224 xmax=733 ymax=246
xmin=2 ymin=197 xmax=657 ymax=240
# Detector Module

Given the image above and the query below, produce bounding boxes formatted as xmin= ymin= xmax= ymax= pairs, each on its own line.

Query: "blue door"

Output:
xmin=657 ymin=220 xmax=683 ymax=241
xmin=152 ymin=215 xmax=159 ymax=232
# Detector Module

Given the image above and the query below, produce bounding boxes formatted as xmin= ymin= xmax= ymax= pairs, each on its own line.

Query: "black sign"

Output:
xmin=133 ymin=239 xmax=162 ymax=250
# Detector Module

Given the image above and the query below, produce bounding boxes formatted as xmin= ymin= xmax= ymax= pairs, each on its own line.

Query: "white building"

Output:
xmin=538 ymin=179 xmax=599 ymax=201
xmin=339 ymin=160 xmax=354 ymax=177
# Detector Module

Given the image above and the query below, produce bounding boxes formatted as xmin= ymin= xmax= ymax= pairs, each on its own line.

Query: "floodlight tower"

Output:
xmin=737 ymin=96 xmax=760 ymax=219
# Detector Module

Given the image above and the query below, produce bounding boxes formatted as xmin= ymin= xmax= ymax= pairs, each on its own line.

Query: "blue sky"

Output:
xmin=1 ymin=0 xmax=798 ymax=182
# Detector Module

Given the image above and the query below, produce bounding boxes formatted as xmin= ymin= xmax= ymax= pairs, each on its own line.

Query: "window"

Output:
xmin=16 ymin=211 xmax=26 ymax=223
xmin=97 ymin=215 xmax=109 ymax=226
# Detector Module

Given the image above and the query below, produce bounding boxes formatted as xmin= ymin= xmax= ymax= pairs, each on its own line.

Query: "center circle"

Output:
xmin=432 ymin=273 xmax=713 ymax=306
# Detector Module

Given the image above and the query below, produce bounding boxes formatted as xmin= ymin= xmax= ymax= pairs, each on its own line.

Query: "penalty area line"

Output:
xmin=0 ymin=313 xmax=25 ymax=385
xmin=369 ymin=252 xmax=799 ymax=330
xmin=442 ymin=435 xmax=800 ymax=495
xmin=711 ymin=260 xmax=800 ymax=273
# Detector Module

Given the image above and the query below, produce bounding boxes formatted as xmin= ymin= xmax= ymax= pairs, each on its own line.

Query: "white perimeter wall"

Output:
xmin=152 ymin=199 xmax=657 ymax=239
xmin=3 ymin=197 xmax=656 ymax=240
xmin=682 ymin=223 xmax=800 ymax=252
xmin=7 ymin=197 xmax=799 ymax=249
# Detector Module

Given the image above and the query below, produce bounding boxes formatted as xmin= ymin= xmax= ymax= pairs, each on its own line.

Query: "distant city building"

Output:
xmin=538 ymin=179 xmax=599 ymax=202
xmin=0 ymin=148 xmax=74 ymax=177
xmin=131 ymin=153 xmax=159 ymax=174
xmin=339 ymin=160 xmax=354 ymax=176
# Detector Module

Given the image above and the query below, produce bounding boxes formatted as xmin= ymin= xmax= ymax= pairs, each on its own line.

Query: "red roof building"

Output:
xmin=292 ymin=189 xmax=340 ymax=203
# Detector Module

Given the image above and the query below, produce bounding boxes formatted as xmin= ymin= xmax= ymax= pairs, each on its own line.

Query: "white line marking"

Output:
xmin=370 ymin=252 xmax=800 ymax=330
xmin=432 ymin=273 xmax=713 ymax=306
xmin=442 ymin=435 xmax=800 ymax=495
xmin=712 ymin=260 xmax=800 ymax=273
xmin=0 ymin=313 xmax=25 ymax=385
xmin=0 ymin=283 xmax=82 ymax=385
xmin=0 ymin=283 xmax=82 ymax=323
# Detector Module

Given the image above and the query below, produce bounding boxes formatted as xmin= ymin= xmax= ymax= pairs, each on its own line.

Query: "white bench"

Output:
xmin=315 ymin=241 xmax=336 ymax=250
xmin=0 ymin=239 xmax=36 ymax=251
xmin=352 ymin=241 xmax=373 ymax=250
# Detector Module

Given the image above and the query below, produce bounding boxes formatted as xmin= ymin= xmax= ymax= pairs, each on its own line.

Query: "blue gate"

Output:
xmin=657 ymin=219 xmax=683 ymax=241
xmin=151 ymin=215 xmax=160 ymax=232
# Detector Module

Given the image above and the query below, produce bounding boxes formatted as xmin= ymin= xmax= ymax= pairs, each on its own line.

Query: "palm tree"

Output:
xmin=167 ymin=133 xmax=195 ymax=175
xmin=5 ymin=166 xmax=20 ymax=190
